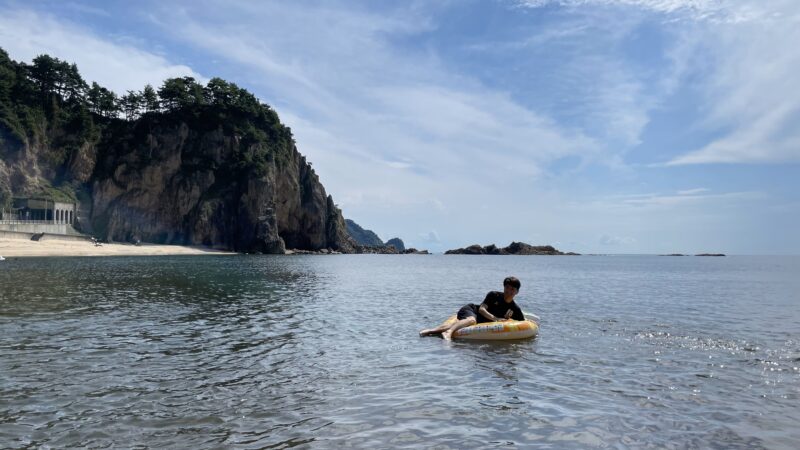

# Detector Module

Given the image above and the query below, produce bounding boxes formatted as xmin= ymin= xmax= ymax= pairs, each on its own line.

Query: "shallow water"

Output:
xmin=1 ymin=254 xmax=798 ymax=448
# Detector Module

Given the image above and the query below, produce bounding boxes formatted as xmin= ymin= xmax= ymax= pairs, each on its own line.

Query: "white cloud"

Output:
xmin=666 ymin=17 xmax=800 ymax=165
xmin=385 ymin=160 xmax=413 ymax=170
xmin=661 ymin=1 xmax=800 ymax=165
xmin=599 ymin=234 xmax=636 ymax=246
xmin=512 ymin=0 xmax=800 ymax=166
xmin=513 ymin=0 xmax=747 ymax=22
xmin=605 ymin=190 xmax=764 ymax=209
xmin=677 ymin=188 xmax=709 ymax=195
xmin=0 ymin=8 xmax=201 ymax=94
xmin=476 ymin=4 xmax=699 ymax=158
xmin=419 ymin=231 xmax=441 ymax=244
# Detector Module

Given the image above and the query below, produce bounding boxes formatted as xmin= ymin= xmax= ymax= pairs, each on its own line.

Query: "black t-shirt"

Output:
xmin=476 ymin=291 xmax=524 ymax=323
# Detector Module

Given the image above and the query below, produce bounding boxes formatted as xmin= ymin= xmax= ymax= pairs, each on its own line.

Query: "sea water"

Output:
xmin=1 ymin=254 xmax=798 ymax=448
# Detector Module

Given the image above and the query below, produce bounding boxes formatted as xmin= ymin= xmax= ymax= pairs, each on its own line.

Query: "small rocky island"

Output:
xmin=445 ymin=242 xmax=579 ymax=255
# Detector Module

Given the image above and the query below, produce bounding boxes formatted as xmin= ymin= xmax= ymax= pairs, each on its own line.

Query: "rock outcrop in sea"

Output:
xmin=445 ymin=242 xmax=578 ymax=255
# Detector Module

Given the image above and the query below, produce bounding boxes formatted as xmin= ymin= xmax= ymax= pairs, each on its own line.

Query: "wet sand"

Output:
xmin=0 ymin=238 xmax=235 ymax=258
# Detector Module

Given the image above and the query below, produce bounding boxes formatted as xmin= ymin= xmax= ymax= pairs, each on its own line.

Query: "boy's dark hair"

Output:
xmin=503 ymin=276 xmax=521 ymax=290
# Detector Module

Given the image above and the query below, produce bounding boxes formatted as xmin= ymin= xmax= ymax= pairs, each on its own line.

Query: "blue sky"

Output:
xmin=1 ymin=0 xmax=798 ymax=254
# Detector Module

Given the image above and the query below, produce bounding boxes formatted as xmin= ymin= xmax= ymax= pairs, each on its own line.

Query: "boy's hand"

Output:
xmin=504 ymin=310 xmax=514 ymax=320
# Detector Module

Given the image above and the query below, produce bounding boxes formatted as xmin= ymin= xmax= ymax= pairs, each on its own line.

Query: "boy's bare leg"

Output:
xmin=442 ymin=317 xmax=477 ymax=341
xmin=419 ymin=323 xmax=451 ymax=337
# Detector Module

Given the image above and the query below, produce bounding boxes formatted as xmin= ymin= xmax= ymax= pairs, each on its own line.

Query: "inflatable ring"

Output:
xmin=441 ymin=315 xmax=539 ymax=340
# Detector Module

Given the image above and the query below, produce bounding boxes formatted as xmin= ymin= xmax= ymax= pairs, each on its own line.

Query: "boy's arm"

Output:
xmin=478 ymin=303 xmax=501 ymax=322
xmin=511 ymin=306 xmax=525 ymax=321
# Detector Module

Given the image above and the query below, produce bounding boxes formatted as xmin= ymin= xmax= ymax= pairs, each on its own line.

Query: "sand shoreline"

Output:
xmin=0 ymin=238 xmax=236 ymax=258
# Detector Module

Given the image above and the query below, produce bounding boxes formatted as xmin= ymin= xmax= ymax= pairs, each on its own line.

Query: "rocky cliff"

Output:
xmin=0 ymin=48 xmax=355 ymax=253
xmin=89 ymin=115 xmax=354 ymax=253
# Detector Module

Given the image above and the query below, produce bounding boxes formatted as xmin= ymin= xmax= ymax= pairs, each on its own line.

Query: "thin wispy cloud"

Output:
xmin=470 ymin=4 xmax=694 ymax=161
xmin=514 ymin=0 xmax=746 ymax=22
xmin=667 ymin=2 xmax=800 ymax=165
xmin=599 ymin=234 xmax=636 ymax=246
xmin=677 ymin=188 xmax=709 ymax=195
xmin=561 ymin=189 xmax=764 ymax=220
xmin=514 ymin=0 xmax=800 ymax=167
xmin=620 ymin=191 xmax=763 ymax=208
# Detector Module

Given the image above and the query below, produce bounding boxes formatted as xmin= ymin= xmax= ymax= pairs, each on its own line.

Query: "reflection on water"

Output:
xmin=0 ymin=255 xmax=799 ymax=448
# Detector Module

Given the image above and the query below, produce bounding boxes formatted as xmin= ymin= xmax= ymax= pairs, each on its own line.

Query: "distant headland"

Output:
xmin=344 ymin=220 xmax=427 ymax=254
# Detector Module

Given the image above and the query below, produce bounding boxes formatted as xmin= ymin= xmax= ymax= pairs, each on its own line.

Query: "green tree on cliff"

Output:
xmin=87 ymin=82 xmax=119 ymax=118
xmin=158 ymin=76 xmax=205 ymax=110
xmin=0 ymin=49 xmax=16 ymax=125
xmin=120 ymin=90 xmax=142 ymax=120
xmin=27 ymin=55 xmax=60 ymax=98
xmin=204 ymin=77 xmax=235 ymax=105
xmin=141 ymin=84 xmax=159 ymax=113
xmin=63 ymin=63 xmax=88 ymax=102
xmin=25 ymin=55 xmax=86 ymax=106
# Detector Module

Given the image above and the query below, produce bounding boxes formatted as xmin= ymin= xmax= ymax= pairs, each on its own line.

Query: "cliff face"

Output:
xmin=88 ymin=118 xmax=354 ymax=253
xmin=0 ymin=108 xmax=100 ymax=210
xmin=1 ymin=116 xmax=354 ymax=253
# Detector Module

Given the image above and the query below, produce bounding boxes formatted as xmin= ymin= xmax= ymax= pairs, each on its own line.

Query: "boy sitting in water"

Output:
xmin=419 ymin=276 xmax=525 ymax=341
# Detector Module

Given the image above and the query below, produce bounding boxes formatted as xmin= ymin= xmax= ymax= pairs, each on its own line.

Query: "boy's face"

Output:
xmin=503 ymin=284 xmax=519 ymax=299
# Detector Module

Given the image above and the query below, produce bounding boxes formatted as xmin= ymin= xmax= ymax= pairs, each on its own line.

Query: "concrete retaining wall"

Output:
xmin=0 ymin=230 xmax=91 ymax=242
xmin=0 ymin=223 xmax=70 ymax=234
xmin=0 ymin=230 xmax=35 ymax=240
xmin=38 ymin=233 xmax=92 ymax=242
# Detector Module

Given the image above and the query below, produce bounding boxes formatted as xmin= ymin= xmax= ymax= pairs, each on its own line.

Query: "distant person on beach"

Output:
xmin=419 ymin=276 xmax=525 ymax=341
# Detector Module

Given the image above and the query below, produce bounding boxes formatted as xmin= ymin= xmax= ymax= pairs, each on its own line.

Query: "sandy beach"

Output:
xmin=0 ymin=237 xmax=235 ymax=258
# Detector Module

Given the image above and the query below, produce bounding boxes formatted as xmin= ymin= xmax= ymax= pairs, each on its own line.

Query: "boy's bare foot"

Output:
xmin=441 ymin=330 xmax=453 ymax=341
xmin=419 ymin=329 xmax=431 ymax=337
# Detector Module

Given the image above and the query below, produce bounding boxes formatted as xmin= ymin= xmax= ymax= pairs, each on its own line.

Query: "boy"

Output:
xmin=419 ymin=276 xmax=524 ymax=341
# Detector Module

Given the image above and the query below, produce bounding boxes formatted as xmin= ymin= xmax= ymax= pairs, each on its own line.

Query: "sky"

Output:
xmin=0 ymin=0 xmax=798 ymax=254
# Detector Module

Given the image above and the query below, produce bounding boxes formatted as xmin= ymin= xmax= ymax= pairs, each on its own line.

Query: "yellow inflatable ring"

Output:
xmin=440 ymin=315 xmax=539 ymax=340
